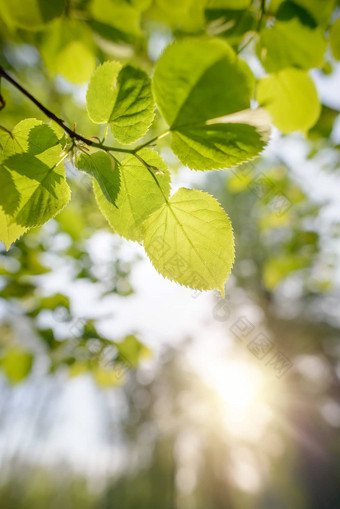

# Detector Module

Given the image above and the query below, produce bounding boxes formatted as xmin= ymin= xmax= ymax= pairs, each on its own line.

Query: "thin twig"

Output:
xmin=0 ymin=66 xmax=164 ymax=155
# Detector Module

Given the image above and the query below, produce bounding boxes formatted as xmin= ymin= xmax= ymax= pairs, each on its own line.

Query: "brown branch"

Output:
xmin=0 ymin=66 xmax=133 ymax=154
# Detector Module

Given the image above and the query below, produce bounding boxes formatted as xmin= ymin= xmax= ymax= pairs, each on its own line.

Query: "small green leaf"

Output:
xmin=0 ymin=123 xmax=70 ymax=235
xmin=0 ymin=0 xmax=65 ymax=30
xmin=77 ymin=151 xmax=120 ymax=206
xmin=0 ymin=120 xmax=68 ymax=248
xmin=0 ymin=347 xmax=33 ymax=384
xmin=292 ymin=0 xmax=334 ymax=25
xmin=257 ymin=15 xmax=326 ymax=72
xmin=153 ymin=37 xmax=268 ymax=170
xmin=94 ymin=149 xmax=170 ymax=241
xmin=92 ymin=365 xmax=125 ymax=387
xmin=117 ymin=335 xmax=151 ymax=367
xmin=143 ymin=187 xmax=235 ymax=295
xmin=2 ymin=147 xmax=71 ymax=228
xmin=86 ymin=61 xmax=122 ymax=124
xmin=110 ymin=65 xmax=155 ymax=144
xmin=87 ymin=62 xmax=154 ymax=143
xmin=257 ymin=68 xmax=320 ymax=134
xmin=1 ymin=118 xmax=52 ymax=160
xmin=0 ymin=210 xmax=27 ymax=250
xmin=56 ymin=41 xmax=96 ymax=84
xmin=90 ymin=0 xmax=142 ymax=40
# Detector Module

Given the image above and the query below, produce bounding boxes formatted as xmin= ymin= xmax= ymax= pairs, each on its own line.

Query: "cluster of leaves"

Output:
xmin=0 ymin=198 xmax=151 ymax=387
xmin=0 ymin=0 xmax=339 ymax=295
xmin=0 ymin=38 xmax=270 ymax=294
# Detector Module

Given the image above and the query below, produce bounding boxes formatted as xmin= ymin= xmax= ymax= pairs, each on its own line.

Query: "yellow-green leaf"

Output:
xmin=143 ymin=188 xmax=235 ymax=294
xmin=94 ymin=149 xmax=170 ymax=242
xmin=257 ymin=68 xmax=320 ymax=134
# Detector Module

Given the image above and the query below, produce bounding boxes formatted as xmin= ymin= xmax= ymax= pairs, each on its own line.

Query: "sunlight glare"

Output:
xmin=208 ymin=359 xmax=271 ymax=439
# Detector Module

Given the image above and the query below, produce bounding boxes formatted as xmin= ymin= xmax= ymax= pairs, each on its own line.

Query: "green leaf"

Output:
xmin=56 ymin=41 xmax=96 ymax=84
xmin=0 ymin=120 xmax=66 ymax=249
xmin=153 ymin=37 xmax=268 ymax=170
xmin=86 ymin=61 xmax=123 ymax=124
xmin=143 ymin=187 xmax=235 ymax=295
xmin=0 ymin=211 xmax=27 ymax=250
xmin=330 ymin=17 xmax=340 ymax=61
xmin=92 ymin=365 xmax=125 ymax=387
xmin=150 ymin=0 xmax=206 ymax=32
xmin=0 ymin=347 xmax=33 ymax=384
xmin=153 ymin=38 xmax=254 ymax=127
xmin=109 ymin=65 xmax=155 ymax=144
xmin=40 ymin=18 xmax=96 ymax=84
xmin=0 ymin=118 xmax=53 ymax=160
xmin=77 ymin=151 xmax=120 ymax=205
xmin=257 ymin=68 xmax=320 ymax=134
xmin=0 ymin=123 xmax=71 ymax=233
xmin=90 ymin=0 xmax=142 ymax=39
xmin=292 ymin=0 xmax=334 ymax=25
xmin=308 ymin=105 xmax=340 ymax=141
xmin=2 ymin=149 xmax=71 ymax=228
xmin=94 ymin=149 xmax=170 ymax=242
xmin=257 ymin=14 xmax=326 ymax=72
xmin=87 ymin=62 xmax=154 ymax=143
xmin=0 ymin=0 xmax=65 ymax=30
xmin=171 ymin=109 xmax=271 ymax=171
xmin=117 ymin=335 xmax=151 ymax=367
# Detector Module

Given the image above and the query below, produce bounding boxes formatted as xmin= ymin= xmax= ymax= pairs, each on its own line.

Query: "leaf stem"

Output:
xmin=133 ymin=130 xmax=170 ymax=151
xmin=102 ymin=122 xmax=109 ymax=143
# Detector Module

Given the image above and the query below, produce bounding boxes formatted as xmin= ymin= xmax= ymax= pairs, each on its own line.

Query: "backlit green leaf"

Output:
xmin=1 ymin=118 xmax=55 ymax=160
xmin=171 ymin=109 xmax=270 ymax=171
xmin=153 ymin=37 xmax=268 ymax=170
xmin=90 ymin=0 xmax=142 ymax=40
xmin=56 ymin=41 xmax=96 ymax=84
xmin=0 ymin=0 xmax=65 ymax=30
xmin=0 ymin=211 xmax=27 ymax=250
xmin=110 ymin=66 xmax=155 ymax=144
xmin=0 ymin=347 xmax=33 ymax=384
xmin=94 ymin=149 xmax=170 ymax=242
xmin=257 ymin=68 xmax=320 ymax=134
xmin=87 ymin=62 xmax=154 ymax=143
xmin=0 ymin=120 xmax=67 ymax=248
xmin=77 ymin=151 xmax=120 ymax=206
xmin=86 ymin=61 xmax=123 ymax=124
xmin=117 ymin=335 xmax=151 ymax=367
xmin=292 ymin=0 xmax=334 ymax=25
xmin=0 ymin=123 xmax=70 ymax=235
xmin=257 ymin=14 xmax=326 ymax=72
xmin=143 ymin=187 xmax=235 ymax=294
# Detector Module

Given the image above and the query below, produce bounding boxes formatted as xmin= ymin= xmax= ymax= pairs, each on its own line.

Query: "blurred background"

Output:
xmin=1 ymin=1 xmax=340 ymax=508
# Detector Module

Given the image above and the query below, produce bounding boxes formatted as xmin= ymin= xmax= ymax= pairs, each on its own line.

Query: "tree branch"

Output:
xmin=0 ymin=66 xmax=137 ymax=154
